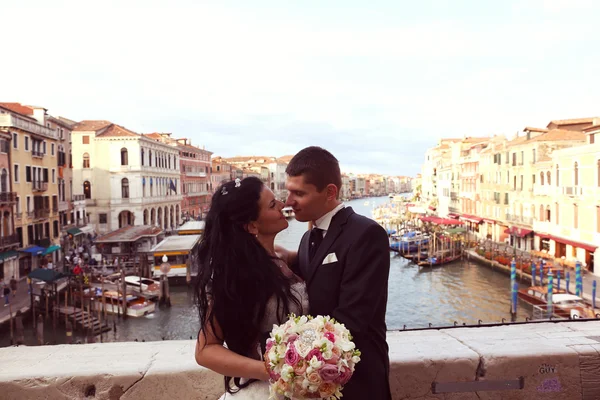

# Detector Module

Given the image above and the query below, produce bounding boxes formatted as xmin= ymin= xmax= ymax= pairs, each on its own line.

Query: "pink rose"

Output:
xmin=335 ymin=367 xmax=352 ymax=385
xmin=325 ymin=352 xmax=340 ymax=365
xmin=293 ymin=360 xmax=308 ymax=376
xmin=285 ymin=345 xmax=300 ymax=366
xmin=306 ymin=348 xmax=324 ymax=362
xmin=319 ymin=382 xmax=338 ymax=397
xmin=307 ymin=371 xmax=322 ymax=386
xmin=318 ymin=364 xmax=340 ymax=382
xmin=269 ymin=371 xmax=281 ymax=381
xmin=324 ymin=332 xmax=336 ymax=343
xmin=265 ymin=339 xmax=274 ymax=352
xmin=287 ymin=334 xmax=299 ymax=343
xmin=324 ymin=322 xmax=335 ymax=332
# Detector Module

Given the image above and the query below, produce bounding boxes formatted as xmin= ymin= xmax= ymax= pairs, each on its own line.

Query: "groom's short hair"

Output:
xmin=286 ymin=146 xmax=342 ymax=194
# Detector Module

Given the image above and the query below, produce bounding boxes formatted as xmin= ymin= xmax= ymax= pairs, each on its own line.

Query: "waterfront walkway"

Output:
xmin=0 ymin=279 xmax=31 ymax=326
xmin=468 ymin=249 xmax=600 ymax=305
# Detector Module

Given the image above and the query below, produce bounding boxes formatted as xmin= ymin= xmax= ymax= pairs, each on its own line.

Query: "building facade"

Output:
xmin=72 ymin=122 xmax=182 ymax=234
xmin=0 ymin=104 xmax=61 ymax=276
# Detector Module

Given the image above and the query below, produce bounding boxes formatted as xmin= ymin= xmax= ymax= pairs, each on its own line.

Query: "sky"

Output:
xmin=2 ymin=0 xmax=600 ymax=176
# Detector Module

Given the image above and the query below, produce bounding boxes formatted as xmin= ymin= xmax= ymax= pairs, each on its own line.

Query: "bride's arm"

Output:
xmin=274 ymin=245 xmax=298 ymax=268
xmin=195 ymin=314 xmax=270 ymax=381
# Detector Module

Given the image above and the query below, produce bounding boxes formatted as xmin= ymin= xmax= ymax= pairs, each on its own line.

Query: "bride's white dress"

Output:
xmin=218 ymin=261 xmax=310 ymax=399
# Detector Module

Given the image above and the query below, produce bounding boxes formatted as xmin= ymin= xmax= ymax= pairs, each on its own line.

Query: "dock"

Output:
xmin=57 ymin=306 xmax=111 ymax=336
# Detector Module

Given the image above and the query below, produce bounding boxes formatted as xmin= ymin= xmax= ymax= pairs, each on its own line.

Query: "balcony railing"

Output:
xmin=0 ymin=233 xmax=19 ymax=248
xmin=15 ymin=212 xmax=22 ymax=219
xmin=0 ymin=192 xmax=17 ymax=204
xmin=72 ymin=194 xmax=86 ymax=202
xmin=0 ymin=113 xmax=57 ymax=139
xmin=561 ymin=186 xmax=584 ymax=197
xmin=32 ymin=181 xmax=48 ymax=192
xmin=34 ymin=209 xmax=50 ymax=219
xmin=506 ymin=214 xmax=534 ymax=226
xmin=32 ymin=150 xmax=44 ymax=158
xmin=184 ymin=171 xmax=207 ymax=177
xmin=26 ymin=211 xmax=34 ymax=219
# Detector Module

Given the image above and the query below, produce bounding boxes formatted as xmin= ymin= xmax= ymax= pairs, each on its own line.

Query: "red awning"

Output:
xmin=540 ymin=234 xmax=597 ymax=252
xmin=420 ymin=216 xmax=464 ymax=225
xmin=483 ymin=218 xmax=497 ymax=224
xmin=460 ymin=214 xmax=483 ymax=224
xmin=448 ymin=213 xmax=460 ymax=219
xmin=428 ymin=206 xmax=436 ymax=211
xmin=504 ymin=226 xmax=533 ymax=238
xmin=535 ymin=232 xmax=551 ymax=240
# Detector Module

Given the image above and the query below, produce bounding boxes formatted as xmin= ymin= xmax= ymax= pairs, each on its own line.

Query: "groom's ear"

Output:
xmin=325 ymin=184 xmax=338 ymax=201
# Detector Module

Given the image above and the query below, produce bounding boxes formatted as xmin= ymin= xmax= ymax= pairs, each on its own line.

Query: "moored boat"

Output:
xmin=518 ymin=286 xmax=596 ymax=319
xmin=96 ymin=291 xmax=156 ymax=317
xmin=282 ymin=206 xmax=295 ymax=219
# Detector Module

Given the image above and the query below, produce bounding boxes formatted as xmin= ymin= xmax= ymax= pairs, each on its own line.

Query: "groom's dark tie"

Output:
xmin=309 ymin=228 xmax=324 ymax=262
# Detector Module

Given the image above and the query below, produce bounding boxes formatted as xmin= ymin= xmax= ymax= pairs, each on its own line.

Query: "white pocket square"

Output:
xmin=322 ymin=252 xmax=338 ymax=265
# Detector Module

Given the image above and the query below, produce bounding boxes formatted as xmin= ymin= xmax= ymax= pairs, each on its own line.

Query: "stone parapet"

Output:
xmin=2 ymin=321 xmax=600 ymax=399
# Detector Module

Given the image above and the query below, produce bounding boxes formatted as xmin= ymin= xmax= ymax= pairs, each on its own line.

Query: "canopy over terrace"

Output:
xmin=419 ymin=216 xmax=464 ymax=225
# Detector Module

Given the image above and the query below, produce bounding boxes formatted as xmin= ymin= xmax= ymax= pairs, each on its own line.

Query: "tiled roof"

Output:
xmin=97 ymin=124 xmax=140 ymax=138
xmin=276 ymin=155 xmax=295 ymax=163
xmin=222 ymin=156 xmax=275 ymax=163
xmin=142 ymin=133 xmax=165 ymax=141
xmin=95 ymin=225 xmax=163 ymax=243
xmin=0 ymin=102 xmax=34 ymax=116
xmin=547 ymin=117 xmax=599 ymax=127
xmin=508 ymin=129 xmax=585 ymax=147
xmin=73 ymin=120 xmax=113 ymax=132
xmin=582 ymin=124 xmax=600 ymax=133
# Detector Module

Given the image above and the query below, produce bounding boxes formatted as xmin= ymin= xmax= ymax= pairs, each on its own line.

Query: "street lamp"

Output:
xmin=159 ymin=254 xmax=171 ymax=307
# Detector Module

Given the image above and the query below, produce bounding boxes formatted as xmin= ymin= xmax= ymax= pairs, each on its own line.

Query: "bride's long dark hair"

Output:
xmin=195 ymin=177 xmax=298 ymax=393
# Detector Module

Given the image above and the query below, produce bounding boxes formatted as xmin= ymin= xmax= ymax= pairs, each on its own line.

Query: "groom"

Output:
xmin=283 ymin=146 xmax=391 ymax=400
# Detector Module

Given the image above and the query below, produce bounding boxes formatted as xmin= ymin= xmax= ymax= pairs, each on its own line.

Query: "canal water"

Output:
xmin=1 ymin=196 xmax=532 ymax=347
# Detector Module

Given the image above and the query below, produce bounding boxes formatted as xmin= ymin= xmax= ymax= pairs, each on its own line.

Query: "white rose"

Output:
xmin=351 ymin=355 xmax=361 ymax=364
xmin=338 ymin=339 xmax=355 ymax=352
xmin=294 ymin=341 xmax=312 ymax=358
xmin=309 ymin=356 xmax=323 ymax=369
xmin=280 ymin=364 xmax=294 ymax=382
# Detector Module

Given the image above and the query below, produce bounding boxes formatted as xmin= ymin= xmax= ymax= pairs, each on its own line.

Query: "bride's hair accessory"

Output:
xmin=221 ymin=186 xmax=228 ymax=195
xmin=235 ymin=178 xmax=241 ymax=187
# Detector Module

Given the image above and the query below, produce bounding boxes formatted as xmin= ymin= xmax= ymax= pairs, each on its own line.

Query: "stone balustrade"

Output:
xmin=1 ymin=321 xmax=600 ymax=399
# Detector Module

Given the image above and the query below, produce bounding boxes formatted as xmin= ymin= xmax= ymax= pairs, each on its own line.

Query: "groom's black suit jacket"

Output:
xmin=292 ymin=206 xmax=391 ymax=400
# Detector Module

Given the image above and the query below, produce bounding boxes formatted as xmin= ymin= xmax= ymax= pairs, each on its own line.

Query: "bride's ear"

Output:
xmin=244 ymin=222 xmax=259 ymax=236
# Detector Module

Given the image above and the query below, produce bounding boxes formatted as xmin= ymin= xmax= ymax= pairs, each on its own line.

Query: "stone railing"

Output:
xmin=2 ymin=321 xmax=600 ymax=399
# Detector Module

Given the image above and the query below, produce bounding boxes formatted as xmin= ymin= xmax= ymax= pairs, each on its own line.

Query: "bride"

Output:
xmin=194 ymin=177 xmax=309 ymax=399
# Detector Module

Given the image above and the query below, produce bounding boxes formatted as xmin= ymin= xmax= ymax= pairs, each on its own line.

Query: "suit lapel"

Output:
xmin=298 ymin=230 xmax=311 ymax=280
xmin=305 ymin=207 xmax=354 ymax=286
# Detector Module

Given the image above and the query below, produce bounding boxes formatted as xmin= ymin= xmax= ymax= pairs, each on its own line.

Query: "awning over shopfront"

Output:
xmin=67 ymin=227 xmax=83 ymax=236
xmin=0 ymin=250 xmax=19 ymax=263
xmin=448 ymin=213 xmax=460 ymax=219
xmin=28 ymin=268 xmax=67 ymax=283
xmin=460 ymin=214 xmax=483 ymax=224
xmin=43 ymin=245 xmax=61 ymax=256
xmin=420 ymin=216 xmax=464 ymax=225
xmin=483 ymin=218 xmax=497 ymax=224
xmin=504 ymin=226 xmax=533 ymax=237
xmin=534 ymin=233 xmax=597 ymax=252
xmin=19 ymin=246 xmax=45 ymax=256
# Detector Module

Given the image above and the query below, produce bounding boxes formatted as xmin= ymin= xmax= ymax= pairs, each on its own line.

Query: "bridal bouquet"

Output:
xmin=264 ymin=315 xmax=361 ymax=399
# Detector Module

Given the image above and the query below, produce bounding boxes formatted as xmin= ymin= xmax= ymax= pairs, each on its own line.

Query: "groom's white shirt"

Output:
xmin=313 ymin=203 xmax=345 ymax=238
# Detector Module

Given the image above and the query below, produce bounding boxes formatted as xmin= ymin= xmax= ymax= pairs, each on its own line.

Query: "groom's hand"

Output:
xmin=274 ymin=245 xmax=297 ymax=266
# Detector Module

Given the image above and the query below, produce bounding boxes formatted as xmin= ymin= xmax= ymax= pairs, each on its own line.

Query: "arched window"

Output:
xmin=0 ymin=169 xmax=7 ymax=193
xmin=149 ymin=150 xmax=152 ymax=166
xmin=540 ymin=172 xmax=544 ymax=185
xmin=122 ymin=178 xmax=129 ymax=198
xmin=83 ymin=181 xmax=91 ymax=199
xmin=121 ymin=148 xmax=128 ymax=166
xmin=539 ymin=204 xmax=544 ymax=221
xmin=574 ymin=162 xmax=579 ymax=186
xmin=83 ymin=153 xmax=90 ymax=168
xmin=546 ymin=171 xmax=551 ymax=186
xmin=141 ymin=149 xmax=145 ymax=166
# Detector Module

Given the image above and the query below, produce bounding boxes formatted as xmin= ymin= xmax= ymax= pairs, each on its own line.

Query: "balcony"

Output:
xmin=0 ymin=233 xmax=19 ymax=248
xmin=32 ymin=150 xmax=44 ymax=158
xmin=506 ymin=214 xmax=533 ymax=226
xmin=561 ymin=186 xmax=584 ymax=197
xmin=26 ymin=211 xmax=34 ymax=219
xmin=185 ymin=171 xmax=207 ymax=178
xmin=32 ymin=181 xmax=48 ymax=192
xmin=15 ymin=212 xmax=22 ymax=219
xmin=0 ymin=113 xmax=57 ymax=139
xmin=72 ymin=194 xmax=86 ymax=202
xmin=0 ymin=192 xmax=17 ymax=204
xmin=533 ymin=185 xmax=555 ymax=197
xmin=34 ymin=209 xmax=50 ymax=219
